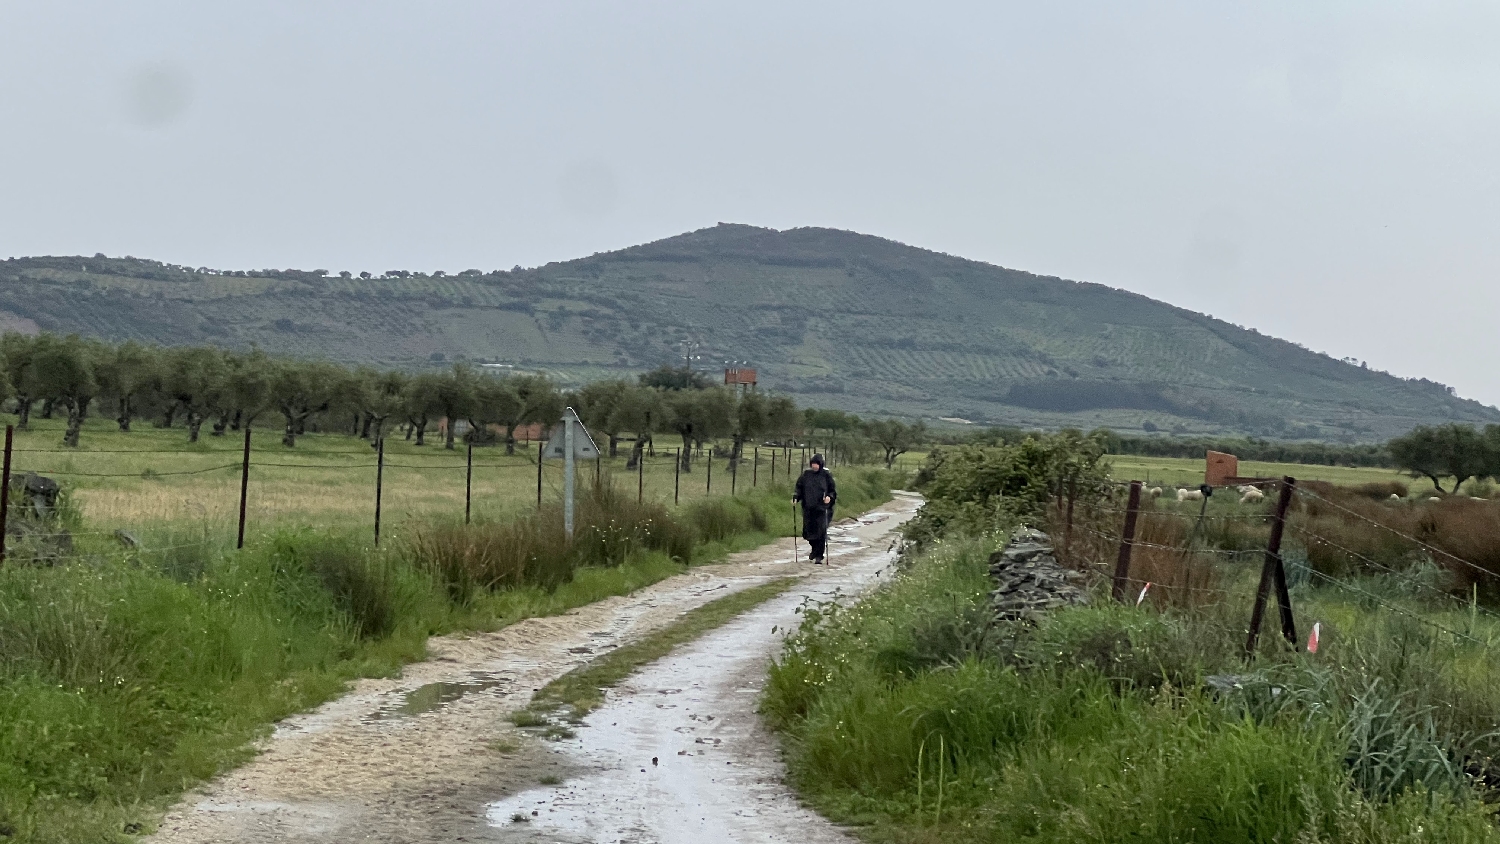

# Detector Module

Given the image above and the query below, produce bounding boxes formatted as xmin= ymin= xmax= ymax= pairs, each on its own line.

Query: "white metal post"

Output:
xmin=563 ymin=413 xmax=576 ymax=537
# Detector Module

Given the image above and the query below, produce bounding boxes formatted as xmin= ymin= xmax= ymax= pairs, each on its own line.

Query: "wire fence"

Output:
xmin=1051 ymin=475 xmax=1500 ymax=656
xmin=0 ymin=426 xmax=869 ymax=561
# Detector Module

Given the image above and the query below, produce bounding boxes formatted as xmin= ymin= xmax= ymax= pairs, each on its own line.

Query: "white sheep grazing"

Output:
xmin=1148 ymin=487 xmax=1163 ymax=499
xmin=1428 ymin=497 xmax=1443 ymax=503
xmin=1389 ymin=493 xmax=1401 ymax=501
xmin=1178 ymin=488 xmax=1204 ymax=502
xmin=1240 ymin=488 xmax=1264 ymax=505
xmin=1237 ymin=484 xmax=1257 ymax=495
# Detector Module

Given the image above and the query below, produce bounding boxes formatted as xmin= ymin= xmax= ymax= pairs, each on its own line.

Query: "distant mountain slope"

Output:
xmin=2 ymin=224 xmax=1494 ymax=441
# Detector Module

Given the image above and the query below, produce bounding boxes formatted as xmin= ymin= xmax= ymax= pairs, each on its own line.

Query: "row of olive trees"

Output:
xmin=0 ymin=334 xmax=877 ymax=470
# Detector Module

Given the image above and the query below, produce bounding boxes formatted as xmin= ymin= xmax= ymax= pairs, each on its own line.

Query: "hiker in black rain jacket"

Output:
xmin=793 ymin=454 xmax=837 ymax=563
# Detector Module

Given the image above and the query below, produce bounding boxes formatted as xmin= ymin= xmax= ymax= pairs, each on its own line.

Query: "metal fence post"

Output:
xmin=0 ymin=425 xmax=12 ymax=564
xmin=638 ymin=448 xmax=645 ymax=504
xmin=374 ymin=435 xmax=385 ymax=546
xmin=1111 ymin=481 xmax=1143 ymax=602
xmin=674 ymin=448 xmax=681 ymax=505
xmin=465 ymin=440 xmax=473 ymax=525
xmin=1246 ymin=477 xmax=1299 ymax=656
xmin=706 ymin=451 xmax=712 ymax=495
xmin=536 ymin=441 xmax=544 ymax=510
xmin=236 ymin=426 xmax=251 ymax=549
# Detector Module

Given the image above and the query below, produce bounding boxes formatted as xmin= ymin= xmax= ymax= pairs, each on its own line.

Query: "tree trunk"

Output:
xmin=679 ymin=434 xmax=693 ymax=472
xmin=414 ymin=418 xmax=427 ymax=446
xmin=187 ymin=411 xmax=204 ymax=443
xmin=40 ymin=398 xmax=54 ymax=419
xmin=360 ymin=413 xmax=374 ymax=440
xmin=282 ymin=411 xmax=300 ymax=447
xmin=608 ymin=433 xmax=619 ymax=458
xmin=626 ymin=439 xmax=643 ymax=470
xmin=230 ymin=409 xmax=243 ymax=431
xmin=1428 ymin=475 xmax=1447 ymax=493
xmin=212 ymin=411 xmax=231 ymax=436
xmin=15 ymin=396 xmax=30 ymax=430
xmin=117 ymin=397 xmax=132 ymax=432
xmin=505 ymin=424 xmax=517 ymax=456
xmin=63 ymin=403 xmax=83 ymax=447
xmin=444 ymin=418 xmax=457 ymax=450
xmin=162 ymin=404 xmax=178 ymax=428
xmin=78 ymin=396 xmax=91 ymax=420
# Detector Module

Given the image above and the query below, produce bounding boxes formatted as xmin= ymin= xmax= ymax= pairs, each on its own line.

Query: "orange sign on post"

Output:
xmin=1205 ymin=451 xmax=1239 ymax=487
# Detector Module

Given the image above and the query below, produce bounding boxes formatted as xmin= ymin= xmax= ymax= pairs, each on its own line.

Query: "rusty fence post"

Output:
xmin=374 ymin=436 xmax=385 ymax=546
xmin=1111 ymin=481 xmax=1144 ymax=602
xmin=0 ymin=425 xmax=12 ymax=564
xmin=1246 ymin=477 xmax=1299 ymax=657
xmin=236 ymin=426 xmax=251 ymax=549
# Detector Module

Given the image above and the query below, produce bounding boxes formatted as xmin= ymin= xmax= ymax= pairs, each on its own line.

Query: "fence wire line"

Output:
xmin=33 ymin=463 xmax=243 ymax=478
xmin=1070 ymin=523 xmax=1257 ymax=558
xmin=1291 ymin=525 xmax=1500 ymax=625
xmin=1292 ymin=487 xmax=1499 ymax=585
xmin=1088 ymin=505 xmax=1274 ymax=523
xmin=1302 ymin=568 xmax=1486 ymax=646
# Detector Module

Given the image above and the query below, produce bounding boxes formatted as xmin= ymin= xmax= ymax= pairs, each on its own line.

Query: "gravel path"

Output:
xmin=148 ymin=493 xmax=919 ymax=844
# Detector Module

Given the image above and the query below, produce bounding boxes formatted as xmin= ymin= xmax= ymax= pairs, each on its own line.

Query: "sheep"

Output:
xmin=1239 ymin=488 xmax=1264 ymax=505
xmin=1178 ymin=488 xmax=1204 ymax=502
xmin=1148 ymin=487 xmax=1163 ymax=499
xmin=1389 ymin=493 xmax=1401 ymax=501
xmin=1428 ymin=497 xmax=1442 ymax=503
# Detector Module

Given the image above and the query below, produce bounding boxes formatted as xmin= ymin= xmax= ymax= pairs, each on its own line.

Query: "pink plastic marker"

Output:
xmin=1136 ymin=582 xmax=1152 ymax=606
xmin=1306 ymin=622 xmax=1321 ymax=654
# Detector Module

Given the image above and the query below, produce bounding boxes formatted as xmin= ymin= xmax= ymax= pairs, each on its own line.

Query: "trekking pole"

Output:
xmin=792 ymin=501 xmax=799 ymax=565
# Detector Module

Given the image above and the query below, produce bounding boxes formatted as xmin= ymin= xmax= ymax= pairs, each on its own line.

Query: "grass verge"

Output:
xmin=516 ymin=577 xmax=799 ymax=725
xmin=763 ymin=536 xmax=1500 ymax=843
xmin=0 ymin=467 xmax=895 ymax=843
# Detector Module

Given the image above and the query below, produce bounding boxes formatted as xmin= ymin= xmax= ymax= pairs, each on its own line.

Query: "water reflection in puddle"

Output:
xmin=369 ymin=673 xmax=509 ymax=720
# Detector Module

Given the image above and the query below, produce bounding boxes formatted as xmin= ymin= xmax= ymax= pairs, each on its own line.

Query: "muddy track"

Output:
xmin=149 ymin=493 xmax=919 ymax=844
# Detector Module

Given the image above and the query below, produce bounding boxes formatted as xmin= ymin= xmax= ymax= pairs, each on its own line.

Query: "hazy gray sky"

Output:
xmin=3 ymin=3 xmax=1497 ymax=406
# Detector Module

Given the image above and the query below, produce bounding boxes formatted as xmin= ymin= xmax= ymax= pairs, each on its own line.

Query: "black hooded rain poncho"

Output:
xmin=793 ymin=454 xmax=837 ymax=562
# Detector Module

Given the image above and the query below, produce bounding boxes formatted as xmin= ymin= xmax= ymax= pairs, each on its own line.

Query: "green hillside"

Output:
xmin=2 ymin=224 xmax=1493 ymax=440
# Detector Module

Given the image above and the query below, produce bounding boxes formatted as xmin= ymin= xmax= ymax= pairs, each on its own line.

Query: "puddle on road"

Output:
xmin=368 ymin=673 xmax=509 ymax=720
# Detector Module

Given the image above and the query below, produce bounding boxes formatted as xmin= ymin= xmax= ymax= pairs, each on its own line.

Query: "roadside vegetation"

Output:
xmin=0 ymin=455 xmax=897 ymax=843
xmin=765 ymin=432 xmax=1500 ymax=842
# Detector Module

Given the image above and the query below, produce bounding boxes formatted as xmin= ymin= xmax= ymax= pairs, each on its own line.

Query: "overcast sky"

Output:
xmin=2 ymin=2 xmax=1497 ymax=406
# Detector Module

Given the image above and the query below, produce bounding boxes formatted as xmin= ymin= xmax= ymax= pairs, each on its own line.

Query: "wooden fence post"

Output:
xmin=1246 ymin=477 xmax=1299 ymax=656
xmin=236 ymin=426 xmax=251 ymax=549
xmin=536 ymin=441 xmax=544 ymax=510
xmin=674 ymin=448 xmax=681 ymax=504
xmin=0 ymin=425 xmax=12 ymax=564
xmin=1111 ymin=481 xmax=1143 ymax=602
xmin=374 ymin=436 xmax=385 ymax=546
xmin=753 ymin=447 xmax=759 ymax=487
xmin=706 ymin=452 xmax=713 ymax=495
xmin=638 ymin=448 xmax=645 ymax=504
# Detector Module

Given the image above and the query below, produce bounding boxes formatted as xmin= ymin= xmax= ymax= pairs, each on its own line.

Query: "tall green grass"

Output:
xmin=0 ymin=467 xmax=896 ymax=843
xmin=763 ymin=537 xmax=1500 ymax=843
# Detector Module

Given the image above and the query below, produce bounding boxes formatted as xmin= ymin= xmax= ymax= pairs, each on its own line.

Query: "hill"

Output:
xmin=2 ymin=224 xmax=1494 ymax=441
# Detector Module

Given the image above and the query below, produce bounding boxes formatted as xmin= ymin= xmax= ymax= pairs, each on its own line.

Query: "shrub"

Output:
xmin=269 ymin=533 xmax=430 ymax=639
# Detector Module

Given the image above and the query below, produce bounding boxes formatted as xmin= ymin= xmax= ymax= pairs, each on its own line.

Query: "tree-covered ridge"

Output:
xmin=2 ymin=224 xmax=1494 ymax=441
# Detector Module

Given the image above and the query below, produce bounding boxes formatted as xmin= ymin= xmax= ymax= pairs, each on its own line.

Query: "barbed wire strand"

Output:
xmin=1302 ymin=568 xmax=1486 ymax=646
xmin=1292 ymin=487 xmax=1500 ymax=585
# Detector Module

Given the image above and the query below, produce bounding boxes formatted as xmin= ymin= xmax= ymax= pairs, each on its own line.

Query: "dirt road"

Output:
xmin=148 ymin=493 xmax=918 ymax=844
